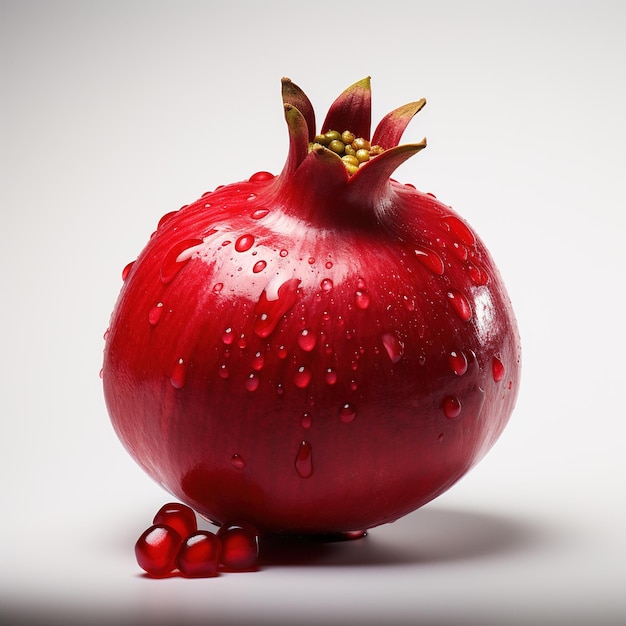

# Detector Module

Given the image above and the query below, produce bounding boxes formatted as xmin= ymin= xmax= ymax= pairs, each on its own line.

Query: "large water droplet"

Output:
xmin=245 ymin=373 xmax=260 ymax=392
xmin=442 ymin=215 xmax=476 ymax=245
xmin=252 ymin=260 xmax=267 ymax=273
xmin=157 ymin=211 xmax=178 ymax=229
xmin=218 ymin=363 xmax=229 ymax=379
xmin=442 ymin=396 xmax=462 ymax=418
xmin=447 ymin=289 xmax=472 ymax=321
xmin=171 ymin=358 xmax=187 ymax=389
xmin=325 ymin=368 xmax=337 ymax=385
xmin=231 ymin=454 xmax=246 ymax=469
xmin=321 ymin=278 xmax=334 ymax=293
xmin=294 ymin=366 xmax=312 ymax=389
xmin=468 ymin=263 xmax=490 ymax=286
xmin=295 ymin=440 xmax=313 ymax=478
xmin=253 ymin=277 xmax=301 ymax=338
xmin=492 ymin=355 xmax=505 ymax=382
xmin=354 ymin=290 xmax=371 ymax=310
xmin=301 ymin=412 xmax=312 ymax=429
xmin=248 ymin=171 xmax=275 ymax=182
xmin=148 ymin=302 xmax=164 ymax=326
xmin=449 ymin=350 xmax=468 ymax=375
xmin=250 ymin=207 xmax=270 ymax=220
xmin=222 ymin=327 xmax=234 ymax=345
xmin=414 ymin=246 xmax=445 ymax=275
xmin=297 ymin=329 xmax=316 ymax=352
xmin=382 ymin=333 xmax=404 ymax=363
xmin=212 ymin=282 xmax=224 ymax=293
xmin=161 ymin=239 xmax=204 ymax=284
xmin=235 ymin=234 xmax=255 ymax=252
xmin=122 ymin=260 xmax=135 ymax=281
xmin=338 ymin=402 xmax=357 ymax=423
xmin=251 ymin=351 xmax=265 ymax=371
xmin=452 ymin=242 xmax=469 ymax=261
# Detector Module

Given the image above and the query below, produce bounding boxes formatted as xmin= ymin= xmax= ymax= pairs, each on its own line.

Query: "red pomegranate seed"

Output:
xmin=217 ymin=521 xmax=260 ymax=571
xmin=152 ymin=502 xmax=197 ymax=539
xmin=176 ymin=531 xmax=222 ymax=578
xmin=135 ymin=524 xmax=182 ymax=577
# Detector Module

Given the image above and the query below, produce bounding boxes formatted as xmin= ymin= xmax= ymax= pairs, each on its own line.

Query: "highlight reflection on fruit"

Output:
xmin=103 ymin=77 xmax=521 ymax=536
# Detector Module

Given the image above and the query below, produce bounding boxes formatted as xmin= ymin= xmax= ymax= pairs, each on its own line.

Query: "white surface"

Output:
xmin=1 ymin=1 xmax=625 ymax=624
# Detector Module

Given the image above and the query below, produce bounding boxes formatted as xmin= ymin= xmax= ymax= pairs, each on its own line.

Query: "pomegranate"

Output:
xmin=103 ymin=77 xmax=521 ymax=536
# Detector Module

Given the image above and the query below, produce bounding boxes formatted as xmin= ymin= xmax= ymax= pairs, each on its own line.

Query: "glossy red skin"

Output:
xmin=103 ymin=172 xmax=520 ymax=535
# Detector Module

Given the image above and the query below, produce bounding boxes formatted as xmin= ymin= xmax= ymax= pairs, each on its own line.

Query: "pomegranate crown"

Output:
xmin=274 ymin=77 xmax=427 ymax=222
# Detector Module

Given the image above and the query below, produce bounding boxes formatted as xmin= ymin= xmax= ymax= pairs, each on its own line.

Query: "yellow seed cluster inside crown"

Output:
xmin=309 ymin=130 xmax=384 ymax=175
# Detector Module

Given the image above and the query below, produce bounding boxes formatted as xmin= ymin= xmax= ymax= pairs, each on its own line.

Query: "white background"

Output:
xmin=2 ymin=1 xmax=625 ymax=624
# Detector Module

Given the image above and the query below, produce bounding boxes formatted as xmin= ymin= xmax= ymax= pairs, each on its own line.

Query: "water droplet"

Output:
xmin=338 ymin=402 xmax=357 ymax=423
xmin=245 ymin=373 xmax=260 ymax=392
xmin=231 ymin=454 xmax=246 ymax=469
xmin=325 ymin=368 xmax=337 ymax=385
xmin=294 ymin=366 xmax=312 ymax=389
xmin=382 ymin=333 xmax=404 ymax=363
xmin=325 ymin=261 xmax=333 ymax=269
xmin=122 ymin=260 xmax=135 ymax=281
xmin=354 ymin=290 xmax=371 ymax=310
xmin=452 ymin=242 xmax=469 ymax=261
xmin=253 ymin=277 xmax=301 ymax=338
xmin=252 ymin=260 xmax=267 ymax=273
xmin=447 ymin=289 xmax=472 ymax=321
xmin=235 ymin=234 xmax=255 ymax=252
xmin=157 ymin=211 xmax=177 ymax=229
xmin=212 ymin=282 xmax=224 ymax=293
xmin=161 ymin=239 xmax=204 ymax=284
xmin=171 ymin=358 xmax=187 ymax=389
xmin=295 ymin=440 xmax=313 ymax=478
xmin=402 ymin=295 xmax=416 ymax=311
xmin=247 ymin=193 xmax=257 ymax=201
xmin=442 ymin=215 xmax=476 ymax=245
xmin=251 ymin=351 xmax=265 ymax=371
xmin=449 ymin=350 xmax=468 ymax=375
xmin=468 ymin=263 xmax=490 ymax=286
xmin=301 ymin=412 xmax=312 ymax=429
xmin=442 ymin=396 xmax=462 ymax=418
xmin=414 ymin=246 xmax=445 ymax=276
xmin=248 ymin=171 xmax=275 ymax=182
xmin=218 ymin=363 xmax=229 ymax=379
xmin=492 ymin=355 xmax=505 ymax=382
xmin=308 ymin=257 xmax=315 ymax=265
xmin=250 ymin=207 xmax=270 ymax=220
xmin=321 ymin=278 xmax=334 ymax=293
xmin=237 ymin=333 xmax=248 ymax=349
xmin=221 ymin=327 xmax=234 ymax=345
xmin=277 ymin=345 xmax=288 ymax=359
xmin=279 ymin=249 xmax=288 ymax=257
xmin=148 ymin=302 xmax=164 ymax=326
xmin=297 ymin=329 xmax=316 ymax=352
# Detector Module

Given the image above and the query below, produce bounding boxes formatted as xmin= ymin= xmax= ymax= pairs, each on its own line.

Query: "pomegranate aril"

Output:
xmin=153 ymin=502 xmax=197 ymax=539
xmin=217 ymin=521 xmax=260 ymax=571
xmin=176 ymin=531 xmax=222 ymax=578
xmin=135 ymin=524 xmax=182 ymax=577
